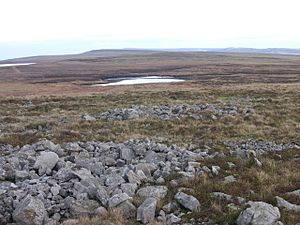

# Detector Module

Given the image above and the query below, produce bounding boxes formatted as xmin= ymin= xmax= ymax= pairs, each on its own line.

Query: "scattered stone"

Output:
xmin=108 ymin=193 xmax=132 ymax=208
xmin=223 ymin=175 xmax=236 ymax=183
xmin=236 ymin=201 xmax=281 ymax=225
xmin=116 ymin=200 xmax=137 ymax=219
xmin=174 ymin=192 xmax=200 ymax=212
xmin=105 ymin=174 xmax=125 ymax=187
xmin=287 ymin=189 xmax=300 ymax=197
xmin=137 ymin=186 xmax=168 ymax=200
xmin=13 ymin=195 xmax=46 ymax=225
xmin=212 ymin=192 xmax=246 ymax=204
xmin=137 ymin=197 xmax=157 ymax=224
xmin=33 ymin=151 xmax=59 ymax=175
xmin=14 ymin=170 xmax=30 ymax=182
xmin=275 ymin=196 xmax=300 ymax=212
xmin=98 ymin=104 xmax=242 ymax=121
xmin=81 ymin=115 xmax=96 ymax=121
xmin=70 ymin=199 xmax=100 ymax=217
xmin=126 ymin=170 xmax=142 ymax=185
xmin=121 ymin=183 xmax=138 ymax=197
xmin=166 ymin=213 xmax=181 ymax=225
xmin=211 ymin=166 xmax=220 ymax=176
xmin=0 ymin=138 xmax=297 ymax=224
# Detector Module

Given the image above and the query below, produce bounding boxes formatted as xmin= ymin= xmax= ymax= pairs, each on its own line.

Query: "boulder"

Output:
xmin=70 ymin=199 xmax=100 ymax=218
xmin=105 ymin=174 xmax=125 ymax=188
xmin=126 ymin=170 xmax=141 ymax=185
xmin=275 ymin=196 xmax=300 ymax=212
xmin=121 ymin=183 xmax=138 ymax=197
xmin=13 ymin=195 xmax=46 ymax=225
xmin=120 ymin=147 xmax=135 ymax=162
xmin=137 ymin=197 xmax=157 ymax=224
xmin=135 ymin=163 xmax=157 ymax=177
xmin=236 ymin=201 xmax=281 ymax=225
xmin=137 ymin=186 xmax=168 ymax=200
xmin=116 ymin=200 xmax=137 ymax=219
xmin=174 ymin=191 xmax=200 ymax=212
xmin=108 ymin=193 xmax=132 ymax=208
xmin=287 ymin=189 xmax=300 ymax=197
xmin=81 ymin=115 xmax=96 ymax=121
xmin=33 ymin=151 xmax=59 ymax=175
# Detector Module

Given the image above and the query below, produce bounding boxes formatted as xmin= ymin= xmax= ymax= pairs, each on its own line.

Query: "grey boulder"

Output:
xmin=275 ymin=196 xmax=300 ymax=212
xmin=13 ymin=195 xmax=46 ymax=225
xmin=108 ymin=193 xmax=132 ymax=208
xmin=174 ymin=191 xmax=200 ymax=212
xmin=236 ymin=201 xmax=281 ymax=225
xmin=70 ymin=199 xmax=100 ymax=217
xmin=137 ymin=197 xmax=157 ymax=224
xmin=33 ymin=151 xmax=59 ymax=175
xmin=137 ymin=185 xmax=168 ymax=200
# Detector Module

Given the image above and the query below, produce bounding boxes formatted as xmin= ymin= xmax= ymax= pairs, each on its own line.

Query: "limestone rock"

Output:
xmin=34 ymin=151 xmax=59 ymax=175
xmin=108 ymin=193 xmax=132 ymax=208
xmin=137 ymin=185 xmax=168 ymax=200
xmin=275 ymin=196 xmax=300 ymax=212
xmin=13 ymin=195 xmax=46 ymax=225
xmin=236 ymin=201 xmax=281 ymax=225
xmin=70 ymin=199 xmax=100 ymax=217
xmin=137 ymin=197 xmax=157 ymax=224
xmin=174 ymin=191 xmax=200 ymax=212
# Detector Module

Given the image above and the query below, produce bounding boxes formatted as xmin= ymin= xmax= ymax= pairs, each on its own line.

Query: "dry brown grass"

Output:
xmin=0 ymin=76 xmax=299 ymax=224
xmin=62 ymin=209 xmax=165 ymax=225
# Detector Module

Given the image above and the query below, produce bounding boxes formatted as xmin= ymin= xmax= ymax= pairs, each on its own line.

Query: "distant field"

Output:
xmin=0 ymin=50 xmax=300 ymax=96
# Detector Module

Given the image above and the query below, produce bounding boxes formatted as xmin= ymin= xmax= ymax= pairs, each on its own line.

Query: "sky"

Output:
xmin=1 ymin=0 xmax=300 ymax=60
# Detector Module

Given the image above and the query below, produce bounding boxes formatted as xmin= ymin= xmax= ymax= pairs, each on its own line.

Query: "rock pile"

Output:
xmin=96 ymin=104 xmax=241 ymax=121
xmin=0 ymin=139 xmax=206 ymax=224
xmin=0 ymin=138 xmax=298 ymax=224
xmin=227 ymin=139 xmax=299 ymax=158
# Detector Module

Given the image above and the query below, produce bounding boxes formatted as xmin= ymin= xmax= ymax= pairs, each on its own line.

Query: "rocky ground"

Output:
xmin=0 ymin=83 xmax=299 ymax=225
xmin=0 ymin=138 xmax=299 ymax=225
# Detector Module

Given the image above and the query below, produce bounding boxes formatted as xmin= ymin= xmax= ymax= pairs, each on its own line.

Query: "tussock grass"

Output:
xmin=0 ymin=82 xmax=299 ymax=224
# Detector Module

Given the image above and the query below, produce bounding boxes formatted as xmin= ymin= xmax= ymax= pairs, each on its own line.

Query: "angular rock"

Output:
xmin=236 ymin=201 xmax=281 ymax=225
xmin=105 ymin=174 xmax=125 ymax=187
xmin=13 ymin=195 xmax=46 ymax=225
xmin=121 ymin=183 xmax=138 ymax=197
xmin=144 ymin=151 xmax=166 ymax=163
xmin=137 ymin=185 xmax=168 ymax=200
xmin=116 ymin=200 xmax=137 ymax=219
xmin=167 ymin=213 xmax=181 ymax=225
xmin=137 ymin=197 xmax=157 ymax=224
xmin=96 ymin=186 xmax=109 ymax=206
xmin=14 ymin=170 xmax=30 ymax=182
xmin=120 ymin=147 xmax=135 ymax=162
xmin=174 ymin=191 xmax=200 ymax=212
xmin=126 ymin=170 xmax=141 ymax=185
xmin=287 ymin=189 xmax=300 ymax=197
xmin=211 ymin=166 xmax=220 ymax=176
xmin=70 ymin=199 xmax=100 ymax=217
xmin=135 ymin=163 xmax=157 ymax=177
xmin=275 ymin=196 xmax=300 ymax=212
xmin=108 ymin=193 xmax=132 ymax=208
xmin=34 ymin=151 xmax=59 ymax=175
xmin=81 ymin=115 xmax=96 ymax=121
xmin=223 ymin=175 xmax=236 ymax=183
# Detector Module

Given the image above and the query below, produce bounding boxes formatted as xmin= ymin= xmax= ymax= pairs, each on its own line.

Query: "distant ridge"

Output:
xmin=2 ymin=48 xmax=300 ymax=63
xmin=124 ymin=48 xmax=300 ymax=55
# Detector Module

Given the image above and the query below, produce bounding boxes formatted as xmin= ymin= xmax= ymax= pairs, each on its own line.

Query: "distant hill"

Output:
xmin=128 ymin=48 xmax=300 ymax=55
xmin=2 ymin=48 xmax=300 ymax=63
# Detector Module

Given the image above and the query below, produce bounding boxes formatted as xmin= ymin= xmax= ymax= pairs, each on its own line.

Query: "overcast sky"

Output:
xmin=1 ymin=0 xmax=300 ymax=59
